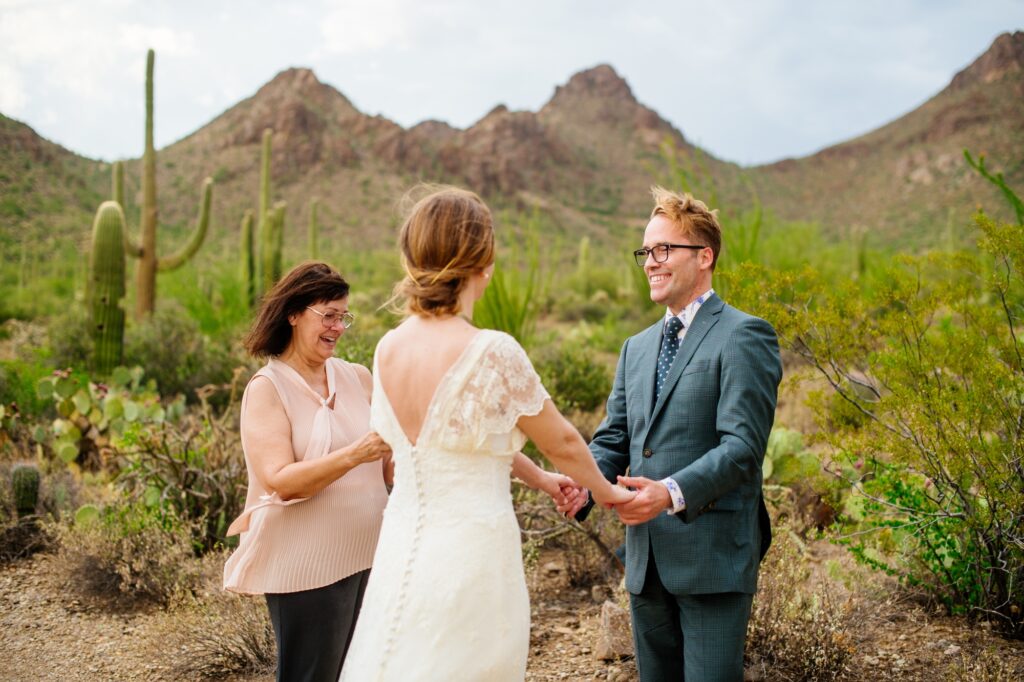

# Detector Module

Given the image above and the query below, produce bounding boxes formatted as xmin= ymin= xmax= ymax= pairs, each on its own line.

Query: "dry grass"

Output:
xmin=746 ymin=528 xmax=854 ymax=681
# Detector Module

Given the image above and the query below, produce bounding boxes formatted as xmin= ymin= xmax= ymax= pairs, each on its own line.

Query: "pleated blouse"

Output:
xmin=223 ymin=357 xmax=388 ymax=595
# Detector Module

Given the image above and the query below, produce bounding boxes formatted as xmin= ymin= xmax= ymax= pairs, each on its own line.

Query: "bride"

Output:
xmin=339 ymin=186 xmax=634 ymax=681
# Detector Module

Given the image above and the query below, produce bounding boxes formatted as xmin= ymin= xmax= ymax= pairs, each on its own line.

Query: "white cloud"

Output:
xmin=0 ymin=63 xmax=27 ymax=113
xmin=319 ymin=0 xmax=413 ymax=54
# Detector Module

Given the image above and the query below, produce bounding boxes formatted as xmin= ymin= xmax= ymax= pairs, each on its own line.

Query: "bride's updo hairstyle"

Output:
xmin=395 ymin=185 xmax=495 ymax=317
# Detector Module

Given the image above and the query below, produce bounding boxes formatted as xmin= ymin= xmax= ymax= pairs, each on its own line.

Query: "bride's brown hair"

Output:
xmin=392 ymin=185 xmax=495 ymax=317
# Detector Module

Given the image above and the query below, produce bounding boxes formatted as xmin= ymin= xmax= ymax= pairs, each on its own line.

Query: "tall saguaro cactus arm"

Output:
xmin=158 ymin=177 xmax=214 ymax=270
xmin=112 ymin=161 xmax=143 ymax=257
xmin=241 ymin=210 xmax=256 ymax=307
xmin=90 ymin=201 xmax=127 ymax=375
xmin=123 ymin=48 xmax=214 ymax=316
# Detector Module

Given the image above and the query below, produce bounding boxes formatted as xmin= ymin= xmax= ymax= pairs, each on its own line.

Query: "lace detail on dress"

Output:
xmin=438 ymin=331 xmax=550 ymax=453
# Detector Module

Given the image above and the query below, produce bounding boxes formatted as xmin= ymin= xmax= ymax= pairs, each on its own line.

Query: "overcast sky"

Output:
xmin=1 ymin=1 xmax=1020 ymax=166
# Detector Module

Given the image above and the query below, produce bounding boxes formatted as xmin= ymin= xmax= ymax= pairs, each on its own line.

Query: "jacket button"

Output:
xmin=642 ymin=448 xmax=653 ymax=458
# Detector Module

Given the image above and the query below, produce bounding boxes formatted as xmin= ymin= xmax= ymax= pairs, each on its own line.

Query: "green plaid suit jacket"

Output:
xmin=585 ymin=294 xmax=782 ymax=595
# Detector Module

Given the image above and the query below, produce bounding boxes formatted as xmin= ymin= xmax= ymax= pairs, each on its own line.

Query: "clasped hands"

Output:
xmin=542 ymin=474 xmax=671 ymax=526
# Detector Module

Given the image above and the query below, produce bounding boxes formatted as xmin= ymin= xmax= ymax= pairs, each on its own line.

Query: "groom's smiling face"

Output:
xmin=642 ymin=215 xmax=709 ymax=315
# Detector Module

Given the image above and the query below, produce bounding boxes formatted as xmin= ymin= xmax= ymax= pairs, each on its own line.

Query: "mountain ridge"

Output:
xmin=2 ymin=31 xmax=1021 ymax=263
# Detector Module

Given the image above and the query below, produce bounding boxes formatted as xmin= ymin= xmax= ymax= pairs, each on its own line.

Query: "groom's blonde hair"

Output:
xmin=650 ymin=186 xmax=722 ymax=270
xmin=393 ymin=184 xmax=495 ymax=318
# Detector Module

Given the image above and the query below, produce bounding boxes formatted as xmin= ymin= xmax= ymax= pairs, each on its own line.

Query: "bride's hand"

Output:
xmin=538 ymin=471 xmax=580 ymax=509
xmin=592 ymin=482 xmax=636 ymax=509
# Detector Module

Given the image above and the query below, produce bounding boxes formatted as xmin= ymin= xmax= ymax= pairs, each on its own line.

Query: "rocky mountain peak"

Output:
xmin=949 ymin=31 xmax=1024 ymax=90
xmin=555 ymin=64 xmax=635 ymax=102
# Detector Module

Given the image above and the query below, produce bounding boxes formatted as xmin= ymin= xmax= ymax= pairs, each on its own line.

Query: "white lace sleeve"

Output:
xmin=445 ymin=332 xmax=550 ymax=453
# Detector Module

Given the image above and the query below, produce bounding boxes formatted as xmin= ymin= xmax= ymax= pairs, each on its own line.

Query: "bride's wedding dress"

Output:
xmin=340 ymin=330 xmax=549 ymax=681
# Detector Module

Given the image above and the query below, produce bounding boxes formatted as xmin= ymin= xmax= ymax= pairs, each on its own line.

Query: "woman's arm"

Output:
xmin=243 ymin=377 xmax=390 ymax=500
xmin=517 ymin=400 xmax=634 ymax=508
xmin=511 ymin=452 xmax=586 ymax=508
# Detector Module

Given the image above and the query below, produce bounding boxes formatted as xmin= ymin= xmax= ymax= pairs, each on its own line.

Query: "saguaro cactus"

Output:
xmin=262 ymin=201 xmax=287 ymax=290
xmin=121 ymin=49 xmax=214 ymax=318
xmin=12 ymin=463 xmax=40 ymax=518
xmin=243 ymin=128 xmax=286 ymax=305
xmin=240 ymin=210 xmax=256 ymax=308
xmin=112 ymin=160 xmax=124 ymax=211
xmin=89 ymin=201 xmax=127 ymax=375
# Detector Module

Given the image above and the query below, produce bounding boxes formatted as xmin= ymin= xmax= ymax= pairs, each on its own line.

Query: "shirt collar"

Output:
xmin=665 ymin=289 xmax=714 ymax=331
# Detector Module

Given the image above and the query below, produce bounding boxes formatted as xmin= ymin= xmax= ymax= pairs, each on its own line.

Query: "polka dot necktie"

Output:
xmin=656 ymin=316 xmax=685 ymax=399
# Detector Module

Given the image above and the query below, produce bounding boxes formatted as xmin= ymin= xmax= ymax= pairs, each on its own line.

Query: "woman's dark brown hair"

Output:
xmin=245 ymin=261 xmax=350 ymax=357
xmin=393 ymin=185 xmax=495 ymax=317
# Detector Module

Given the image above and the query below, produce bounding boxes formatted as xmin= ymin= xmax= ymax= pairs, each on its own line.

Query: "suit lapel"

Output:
xmin=650 ymin=295 xmax=724 ymax=424
xmin=634 ymin=323 xmax=662 ymax=425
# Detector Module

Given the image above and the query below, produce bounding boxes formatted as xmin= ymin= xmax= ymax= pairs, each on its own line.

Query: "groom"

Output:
xmin=572 ymin=187 xmax=781 ymax=681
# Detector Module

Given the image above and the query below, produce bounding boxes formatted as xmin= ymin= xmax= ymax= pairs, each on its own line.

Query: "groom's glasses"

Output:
xmin=633 ymin=243 xmax=707 ymax=267
xmin=306 ymin=306 xmax=356 ymax=329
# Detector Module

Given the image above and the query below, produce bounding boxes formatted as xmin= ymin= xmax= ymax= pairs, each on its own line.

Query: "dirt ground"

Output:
xmin=1 ymin=542 xmax=1022 ymax=681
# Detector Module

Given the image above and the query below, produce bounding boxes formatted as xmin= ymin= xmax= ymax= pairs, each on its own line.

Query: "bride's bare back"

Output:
xmin=375 ymin=315 xmax=480 ymax=446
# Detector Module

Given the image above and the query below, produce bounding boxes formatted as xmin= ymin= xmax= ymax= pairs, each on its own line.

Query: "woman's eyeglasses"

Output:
xmin=306 ymin=306 xmax=356 ymax=329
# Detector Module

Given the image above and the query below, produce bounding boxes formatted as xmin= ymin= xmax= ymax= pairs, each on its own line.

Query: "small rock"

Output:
xmin=943 ymin=644 xmax=962 ymax=656
xmin=744 ymin=666 xmax=765 ymax=682
xmin=591 ymin=585 xmax=609 ymax=603
xmin=553 ymin=626 xmax=575 ymax=635
xmin=543 ymin=560 xmax=565 ymax=575
xmin=594 ymin=600 xmax=633 ymax=661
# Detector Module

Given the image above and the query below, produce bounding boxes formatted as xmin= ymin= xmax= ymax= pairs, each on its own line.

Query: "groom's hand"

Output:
xmin=614 ymin=475 xmax=671 ymax=525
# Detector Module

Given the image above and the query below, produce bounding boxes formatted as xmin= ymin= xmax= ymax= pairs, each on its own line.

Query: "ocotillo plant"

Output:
xmin=90 ymin=202 xmax=127 ymax=375
xmin=119 ymin=49 xmax=214 ymax=318
xmin=12 ymin=463 xmax=40 ymax=518
xmin=309 ymin=199 xmax=319 ymax=260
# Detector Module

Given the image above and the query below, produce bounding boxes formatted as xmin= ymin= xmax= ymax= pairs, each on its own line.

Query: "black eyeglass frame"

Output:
xmin=633 ymin=243 xmax=707 ymax=267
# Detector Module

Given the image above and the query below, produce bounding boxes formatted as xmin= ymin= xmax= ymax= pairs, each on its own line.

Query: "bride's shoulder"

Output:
xmin=477 ymin=330 xmax=531 ymax=364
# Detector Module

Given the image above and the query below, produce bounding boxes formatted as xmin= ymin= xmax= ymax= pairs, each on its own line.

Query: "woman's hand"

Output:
xmin=536 ymin=471 xmax=582 ymax=509
xmin=592 ymin=482 xmax=636 ymax=509
xmin=344 ymin=431 xmax=392 ymax=467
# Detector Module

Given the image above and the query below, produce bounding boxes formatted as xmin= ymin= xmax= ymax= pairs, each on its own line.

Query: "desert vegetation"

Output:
xmin=3 ymin=43 xmax=1024 ymax=681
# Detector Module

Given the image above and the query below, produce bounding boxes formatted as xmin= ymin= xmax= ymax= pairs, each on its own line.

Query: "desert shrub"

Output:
xmin=123 ymin=302 xmax=238 ymax=402
xmin=535 ymin=343 xmax=612 ymax=414
xmin=115 ymin=378 xmax=247 ymax=553
xmin=0 ymin=357 xmax=52 ymax=420
xmin=0 ymin=516 xmax=51 ymax=563
xmin=46 ymin=306 xmax=93 ymax=370
xmin=746 ymin=528 xmax=853 ymax=680
xmin=55 ymin=501 xmax=199 ymax=609
xmin=726 ymin=205 xmax=1024 ymax=632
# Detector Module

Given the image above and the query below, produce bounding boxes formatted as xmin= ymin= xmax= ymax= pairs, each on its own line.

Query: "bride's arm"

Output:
xmin=511 ymin=452 xmax=585 ymax=508
xmin=517 ymin=400 xmax=635 ymax=508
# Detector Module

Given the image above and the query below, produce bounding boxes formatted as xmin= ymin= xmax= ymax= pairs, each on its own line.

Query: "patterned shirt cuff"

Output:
xmin=661 ymin=478 xmax=686 ymax=514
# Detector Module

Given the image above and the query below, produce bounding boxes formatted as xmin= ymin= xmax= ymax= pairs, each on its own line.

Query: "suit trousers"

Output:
xmin=265 ymin=569 xmax=370 ymax=682
xmin=630 ymin=548 xmax=752 ymax=682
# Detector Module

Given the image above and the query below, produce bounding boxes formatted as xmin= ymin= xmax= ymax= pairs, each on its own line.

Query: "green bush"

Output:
xmin=727 ymin=206 xmax=1024 ymax=633
xmin=535 ymin=343 xmax=612 ymax=414
xmin=124 ymin=302 xmax=238 ymax=401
